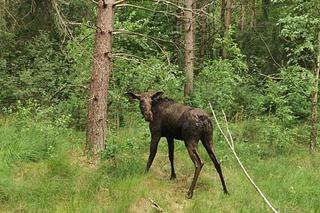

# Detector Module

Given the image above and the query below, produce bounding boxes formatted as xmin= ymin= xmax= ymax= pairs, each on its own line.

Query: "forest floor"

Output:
xmin=0 ymin=116 xmax=319 ymax=213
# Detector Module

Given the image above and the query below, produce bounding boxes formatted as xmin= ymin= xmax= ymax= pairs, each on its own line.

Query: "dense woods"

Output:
xmin=0 ymin=0 xmax=320 ymax=212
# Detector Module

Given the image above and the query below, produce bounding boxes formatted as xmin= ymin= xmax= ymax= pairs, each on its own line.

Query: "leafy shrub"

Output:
xmin=190 ymin=59 xmax=248 ymax=116
xmin=263 ymin=66 xmax=313 ymax=122
xmin=100 ymin=127 xmax=148 ymax=179
xmin=230 ymin=117 xmax=308 ymax=157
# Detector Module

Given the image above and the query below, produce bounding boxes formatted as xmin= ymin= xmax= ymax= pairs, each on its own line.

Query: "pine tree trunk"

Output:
xmin=310 ymin=30 xmax=320 ymax=151
xmin=184 ymin=0 xmax=195 ymax=96
xmin=86 ymin=0 xmax=114 ymax=158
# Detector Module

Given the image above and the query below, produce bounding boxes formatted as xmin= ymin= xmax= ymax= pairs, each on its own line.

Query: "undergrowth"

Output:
xmin=0 ymin=109 xmax=319 ymax=212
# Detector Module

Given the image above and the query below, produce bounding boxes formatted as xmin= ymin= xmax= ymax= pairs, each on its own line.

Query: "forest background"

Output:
xmin=0 ymin=0 xmax=320 ymax=212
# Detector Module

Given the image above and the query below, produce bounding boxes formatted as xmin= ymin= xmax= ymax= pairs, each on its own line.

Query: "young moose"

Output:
xmin=127 ymin=91 xmax=229 ymax=198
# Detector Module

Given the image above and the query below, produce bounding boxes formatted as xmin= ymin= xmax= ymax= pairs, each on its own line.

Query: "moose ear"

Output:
xmin=126 ymin=92 xmax=140 ymax=100
xmin=152 ymin=91 xmax=164 ymax=100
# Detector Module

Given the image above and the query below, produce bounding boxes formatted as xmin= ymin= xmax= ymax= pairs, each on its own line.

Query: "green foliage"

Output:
xmin=278 ymin=0 xmax=320 ymax=66
xmin=230 ymin=117 xmax=310 ymax=156
xmin=0 ymin=102 xmax=75 ymax=166
xmin=0 ymin=32 xmax=72 ymax=106
xmin=264 ymin=66 xmax=313 ymax=121
xmin=191 ymin=60 xmax=240 ymax=114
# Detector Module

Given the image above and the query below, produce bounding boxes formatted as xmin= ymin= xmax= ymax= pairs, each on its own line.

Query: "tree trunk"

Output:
xmin=222 ymin=0 xmax=233 ymax=59
xmin=238 ymin=0 xmax=245 ymax=32
xmin=184 ymin=0 xmax=195 ymax=96
xmin=86 ymin=0 xmax=114 ymax=158
xmin=250 ymin=0 xmax=256 ymax=29
xmin=174 ymin=0 xmax=183 ymax=67
xmin=310 ymin=29 xmax=320 ymax=151
xmin=198 ymin=0 xmax=209 ymax=69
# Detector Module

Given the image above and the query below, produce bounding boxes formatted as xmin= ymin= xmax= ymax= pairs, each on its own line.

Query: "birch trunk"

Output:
xmin=310 ymin=29 xmax=320 ymax=151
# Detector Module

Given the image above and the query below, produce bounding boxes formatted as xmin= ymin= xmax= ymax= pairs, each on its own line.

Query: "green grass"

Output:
xmin=0 ymin=116 xmax=319 ymax=212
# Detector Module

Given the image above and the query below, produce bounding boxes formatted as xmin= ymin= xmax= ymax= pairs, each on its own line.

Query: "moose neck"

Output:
xmin=151 ymin=97 xmax=175 ymax=118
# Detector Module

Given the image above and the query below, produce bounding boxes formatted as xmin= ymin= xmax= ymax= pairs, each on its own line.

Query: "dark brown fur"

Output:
xmin=127 ymin=92 xmax=229 ymax=198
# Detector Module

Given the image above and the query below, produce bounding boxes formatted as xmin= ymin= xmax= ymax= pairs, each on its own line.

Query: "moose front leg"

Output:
xmin=167 ymin=137 xmax=176 ymax=179
xmin=146 ymin=135 xmax=160 ymax=172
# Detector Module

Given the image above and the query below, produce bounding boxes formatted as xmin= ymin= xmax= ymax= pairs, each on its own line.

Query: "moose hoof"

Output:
xmin=186 ymin=191 xmax=193 ymax=199
xmin=170 ymin=174 xmax=176 ymax=180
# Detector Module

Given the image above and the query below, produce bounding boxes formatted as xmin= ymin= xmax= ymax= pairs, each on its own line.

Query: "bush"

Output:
xmin=190 ymin=59 xmax=248 ymax=116
xmin=230 ymin=117 xmax=309 ymax=157
xmin=263 ymin=66 xmax=313 ymax=122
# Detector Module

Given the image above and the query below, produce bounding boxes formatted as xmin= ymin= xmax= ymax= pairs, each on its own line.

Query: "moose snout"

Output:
xmin=144 ymin=112 xmax=153 ymax=122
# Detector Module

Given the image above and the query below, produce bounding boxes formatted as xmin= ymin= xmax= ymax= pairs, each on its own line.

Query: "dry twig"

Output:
xmin=209 ymin=103 xmax=279 ymax=213
xmin=149 ymin=198 xmax=164 ymax=212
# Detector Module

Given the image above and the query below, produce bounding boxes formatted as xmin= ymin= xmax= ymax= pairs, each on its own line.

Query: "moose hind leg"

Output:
xmin=202 ymin=139 xmax=229 ymax=194
xmin=185 ymin=141 xmax=204 ymax=199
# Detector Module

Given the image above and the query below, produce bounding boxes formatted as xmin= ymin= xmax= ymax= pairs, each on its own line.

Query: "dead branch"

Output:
xmin=21 ymin=0 xmax=36 ymax=20
xmin=90 ymin=0 xmax=98 ymax=5
xmin=149 ymin=198 xmax=164 ymax=212
xmin=51 ymin=0 xmax=73 ymax=42
xmin=113 ymin=29 xmax=180 ymax=64
xmin=113 ymin=29 xmax=177 ymax=46
xmin=114 ymin=0 xmax=126 ymax=5
xmin=209 ymin=103 xmax=279 ymax=213
xmin=116 ymin=3 xmax=181 ymax=18
xmin=112 ymin=53 xmax=146 ymax=62
xmin=154 ymin=0 xmax=211 ymax=17
xmin=67 ymin=21 xmax=98 ymax=30
xmin=258 ymin=73 xmax=282 ymax=80
xmin=3 ymin=6 xmax=19 ymax=25
xmin=253 ymin=29 xmax=282 ymax=68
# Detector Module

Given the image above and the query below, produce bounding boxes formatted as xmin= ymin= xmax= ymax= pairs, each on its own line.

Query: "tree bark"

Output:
xmin=310 ymin=29 xmax=320 ymax=151
xmin=184 ymin=0 xmax=195 ymax=96
xmin=238 ymin=0 xmax=245 ymax=32
xmin=198 ymin=0 xmax=209 ymax=68
xmin=174 ymin=0 xmax=183 ymax=67
xmin=250 ymin=0 xmax=256 ymax=29
xmin=222 ymin=0 xmax=233 ymax=59
xmin=86 ymin=0 xmax=114 ymax=158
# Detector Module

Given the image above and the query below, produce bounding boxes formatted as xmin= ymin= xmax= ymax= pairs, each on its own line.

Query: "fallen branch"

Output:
xmin=149 ymin=198 xmax=164 ymax=212
xmin=209 ymin=103 xmax=279 ymax=213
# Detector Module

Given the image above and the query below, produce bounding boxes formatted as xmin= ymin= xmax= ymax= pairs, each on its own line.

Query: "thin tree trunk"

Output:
xmin=174 ymin=0 xmax=183 ymax=67
xmin=310 ymin=29 xmax=320 ymax=151
xmin=184 ymin=0 xmax=195 ymax=96
xmin=86 ymin=0 xmax=114 ymax=159
xmin=238 ymin=0 xmax=245 ymax=32
xmin=222 ymin=0 xmax=233 ymax=59
xmin=198 ymin=0 xmax=209 ymax=69
xmin=250 ymin=0 xmax=256 ymax=29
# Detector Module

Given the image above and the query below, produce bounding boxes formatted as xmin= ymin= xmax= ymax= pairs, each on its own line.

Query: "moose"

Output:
xmin=127 ymin=91 xmax=229 ymax=198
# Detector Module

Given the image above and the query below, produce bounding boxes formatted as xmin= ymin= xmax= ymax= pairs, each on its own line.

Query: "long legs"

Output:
xmin=147 ymin=135 xmax=228 ymax=199
xmin=202 ymin=138 xmax=229 ymax=194
xmin=167 ymin=137 xmax=176 ymax=179
xmin=146 ymin=135 xmax=160 ymax=171
xmin=185 ymin=141 xmax=204 ymax=199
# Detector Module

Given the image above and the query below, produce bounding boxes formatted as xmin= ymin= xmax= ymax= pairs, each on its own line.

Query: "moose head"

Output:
xmin=126 ymin=91 xmax=164 ymax=122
